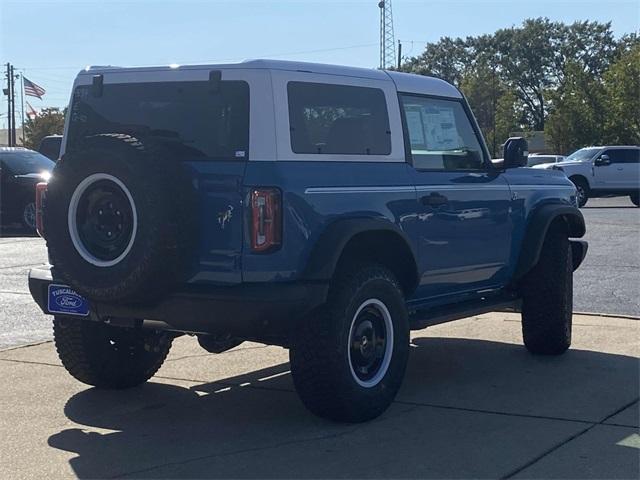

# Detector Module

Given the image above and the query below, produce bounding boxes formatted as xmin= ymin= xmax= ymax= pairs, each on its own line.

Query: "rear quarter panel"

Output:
xmin=242 ymin=161 xmax=418 ymax=282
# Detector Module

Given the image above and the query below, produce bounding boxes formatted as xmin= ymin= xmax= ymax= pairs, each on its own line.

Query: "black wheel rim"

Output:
xmin=349 ymin=301 xmax=390 ymax=385
xmin=76 ymin=179 xmax=134 ymax=262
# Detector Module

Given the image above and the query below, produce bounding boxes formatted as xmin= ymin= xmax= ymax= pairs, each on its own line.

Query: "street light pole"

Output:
xmin=10 ymin=64 xmax=16 ymax=146
xmin=5 ymin=63 xmax=12 ymax=146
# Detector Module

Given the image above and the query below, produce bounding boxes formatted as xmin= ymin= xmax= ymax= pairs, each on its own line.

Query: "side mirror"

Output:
xmin=503 ymin=137 xmax=529 ymax=169
xmin=595 ymin=154 xmax=610 ymax=166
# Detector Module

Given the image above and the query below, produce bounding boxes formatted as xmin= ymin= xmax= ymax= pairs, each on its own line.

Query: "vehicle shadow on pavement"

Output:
xmin=47 ymin=338 xmax=639 ymax=479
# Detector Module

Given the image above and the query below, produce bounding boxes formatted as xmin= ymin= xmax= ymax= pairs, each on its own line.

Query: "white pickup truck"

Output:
xmin=534 ymin=146 xmax=640 ymax=207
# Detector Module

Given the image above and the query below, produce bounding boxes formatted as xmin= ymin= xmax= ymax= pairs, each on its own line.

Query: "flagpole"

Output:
xmin=20 ymin=74 xmax=25 ymax=144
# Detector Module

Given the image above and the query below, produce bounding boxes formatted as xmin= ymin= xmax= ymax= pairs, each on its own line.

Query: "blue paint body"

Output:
xmin=184 ymin=159 xmax=577 ymax=307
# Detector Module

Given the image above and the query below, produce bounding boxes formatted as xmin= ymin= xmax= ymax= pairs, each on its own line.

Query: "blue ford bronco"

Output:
xmin=29 ymin=60 xmax=587 ymax=422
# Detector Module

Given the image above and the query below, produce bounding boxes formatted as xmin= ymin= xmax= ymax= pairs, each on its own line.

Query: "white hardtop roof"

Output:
xmin=80 ymin=59 xmax=462 ymax=99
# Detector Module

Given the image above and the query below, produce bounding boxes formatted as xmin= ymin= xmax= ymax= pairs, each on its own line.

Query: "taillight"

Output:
xmin=250 ymin=188 xmax=281 ymax=252
xmin=35 ymin=182 xmax=48 ymax=238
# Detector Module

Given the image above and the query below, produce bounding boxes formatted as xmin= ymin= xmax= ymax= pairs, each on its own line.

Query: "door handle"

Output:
xmin=421 ymin=192 xmax=448 ymax=207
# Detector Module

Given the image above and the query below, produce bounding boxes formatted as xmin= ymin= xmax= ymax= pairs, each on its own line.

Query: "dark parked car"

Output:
xmin=38 ymin=135 xmax=63 ymax=161
xmin=0 ymin=147 xmax=54 ymax=230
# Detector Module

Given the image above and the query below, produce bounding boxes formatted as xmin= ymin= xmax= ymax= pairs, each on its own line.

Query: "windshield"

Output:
xmin=67 ymin=80 xmax=250 ymax=161
xmin=0 ymin=151 xmax=55 ymax=175
xmin=565 ymin=148 xmax=600 ymax=162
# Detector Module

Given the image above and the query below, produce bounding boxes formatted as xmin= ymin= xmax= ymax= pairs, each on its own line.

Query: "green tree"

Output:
xmin=602 ymin=44 xmax=640 ymax=144
xmin=401 ymin=18 xmax=620 ymax=133
xmin=544 ymin=62 xmax=606 ymax=154
xmin=22 ymin=108 xmax=65 ymax=149
xmin=401 ymin=36 xmax=469 ymax=85
xmin=459 ymin=65 xmax=519 ymax=157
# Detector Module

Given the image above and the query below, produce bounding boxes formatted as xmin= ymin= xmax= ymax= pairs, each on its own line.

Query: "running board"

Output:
xmin=409 ymin=296 xmax=521 ymax=330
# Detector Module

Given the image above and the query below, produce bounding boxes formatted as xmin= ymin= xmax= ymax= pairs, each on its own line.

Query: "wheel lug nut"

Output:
xmin=98 ymin=210 xmax=103 ymax=215
xmin=107 ymin=231 xmax=112 ymax=237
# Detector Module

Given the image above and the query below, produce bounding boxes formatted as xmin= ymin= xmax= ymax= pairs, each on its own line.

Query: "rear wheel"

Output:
xmin=289 ymin=264 xmax=409 ymax=422
xmin=570 ymin=177 xmax=589 ymax=207
xmin=520 ymin=225 xmax=573 ymax=355
xmin=53 ymin=317 xmax=172 ymax=389
xmin=630 ymin=193 xmax=639 ymax=207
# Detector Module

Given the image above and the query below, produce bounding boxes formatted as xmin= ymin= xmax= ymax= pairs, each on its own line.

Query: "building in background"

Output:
xmin=0 ymin=128 xmax=24 ymax=146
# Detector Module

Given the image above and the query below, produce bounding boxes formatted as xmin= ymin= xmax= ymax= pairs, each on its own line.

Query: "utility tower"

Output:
xmin=378 ymin=0 xmax=396 ymax=70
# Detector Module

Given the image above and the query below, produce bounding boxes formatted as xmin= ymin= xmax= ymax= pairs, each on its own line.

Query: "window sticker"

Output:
xmin=405 ymin=109 xmax=425 ymax=147
xmin=422 ymin=106 xmax=460 ymax=150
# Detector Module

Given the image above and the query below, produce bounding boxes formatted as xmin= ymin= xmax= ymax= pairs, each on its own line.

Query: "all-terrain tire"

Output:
xmin=520 ymin=224 xmax=573 ymax=355
xmin=570 ymin=176 xmax=589 ymax=208
xmin=289 ymin=264 xmax=409 ymax=422
xmin=45 ymin=134 xmax=197 ymax=304
xmin=53 ymin=316 xmax=172 ymax=389
xmin=630 ymin=192 xmax=639 ymax=207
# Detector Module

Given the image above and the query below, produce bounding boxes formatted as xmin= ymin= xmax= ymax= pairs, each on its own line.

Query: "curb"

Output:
xmin=0 ymin=339 xmax=52 ymax=353
xmin=573 ymin=311 xmax=640 ymax=321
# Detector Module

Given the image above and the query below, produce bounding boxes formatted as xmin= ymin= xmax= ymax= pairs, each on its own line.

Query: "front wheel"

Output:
xmin=22 ymin=202 xmax=36 ymax=231
xmin=520 ymin=225 xmax=573 ymax=355
xmin=290 ymin=264 xmax=409 ymax=422
xmin=570 ymin=177 xmax=589 ymax=208
xmin=630 ymin=193 xmax=639 ymax=207
xmin=53 ymin=317 xmax=172 ymax=389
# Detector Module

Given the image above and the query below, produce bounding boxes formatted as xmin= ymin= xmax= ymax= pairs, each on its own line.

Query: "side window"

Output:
xmin=287 ymin=81 xmax=391 ymax=155
xmin=621 ymin=149 xmax=640 ymax=164
xmin=605 ymin=150 xmax=625 ymax=163
xmin=399 ymin=94 xmax=485 ymax=171
xmin=628 ymin=150 xmax=640 ymax=163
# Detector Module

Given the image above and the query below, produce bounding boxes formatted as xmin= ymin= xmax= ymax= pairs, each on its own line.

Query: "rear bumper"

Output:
xmin=29 ymin=266 xmax=328 ymax=343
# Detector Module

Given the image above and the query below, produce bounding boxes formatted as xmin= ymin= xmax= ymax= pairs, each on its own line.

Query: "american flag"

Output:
xmin=23 ymin=77 xmax=46 ymax=99
xmin=26 ymin=101 xmax=38 ymax=119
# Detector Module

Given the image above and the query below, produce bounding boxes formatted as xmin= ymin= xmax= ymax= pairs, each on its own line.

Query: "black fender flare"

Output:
xmin=302 ymin=217 xmax=419 ymax=287
xmin=514 ymin=204 xmax=586 ymax=280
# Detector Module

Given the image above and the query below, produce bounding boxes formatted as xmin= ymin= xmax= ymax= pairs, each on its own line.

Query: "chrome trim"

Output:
xmin=414 ymin=185 xmax=508 ymax=191
xmin=305 ymin=186 xmax=415 ymax=194
xmin=304 ymin=184 xmax=573 ymax=195
xmin=509 ymin=185 xmax=574 ymax=189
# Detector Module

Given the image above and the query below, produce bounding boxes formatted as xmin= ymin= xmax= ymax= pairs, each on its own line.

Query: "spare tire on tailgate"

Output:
xmin=45 ymin=134 xmax=197 ymax=304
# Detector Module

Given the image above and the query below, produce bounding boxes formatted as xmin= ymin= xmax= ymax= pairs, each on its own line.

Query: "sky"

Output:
xmin=1 ymin=0 xmax=639 ymax=127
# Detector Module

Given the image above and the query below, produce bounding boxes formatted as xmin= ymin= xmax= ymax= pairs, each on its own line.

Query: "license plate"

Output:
xmin=48 ymin=284 xmax=89 ymax=316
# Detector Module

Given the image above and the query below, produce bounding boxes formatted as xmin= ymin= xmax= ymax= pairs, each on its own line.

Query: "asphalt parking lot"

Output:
xmin=1 ymin=196 xmax=638 ymax=350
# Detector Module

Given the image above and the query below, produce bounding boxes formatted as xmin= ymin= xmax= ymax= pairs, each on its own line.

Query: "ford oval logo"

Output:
xmin=55 ymin=294 xmax=82 ymax=308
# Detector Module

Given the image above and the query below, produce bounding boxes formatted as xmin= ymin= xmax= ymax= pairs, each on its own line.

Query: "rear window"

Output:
xmin=68 ymin=80 xmax=249 ymax=161
xmin=287 ymin=81 xmax=391 ymax=155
